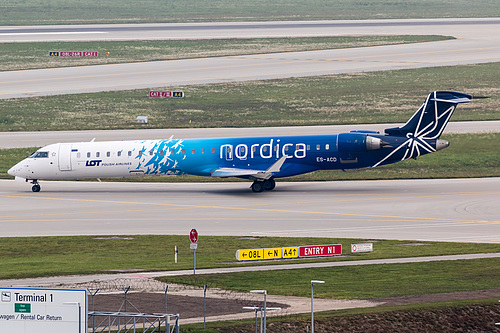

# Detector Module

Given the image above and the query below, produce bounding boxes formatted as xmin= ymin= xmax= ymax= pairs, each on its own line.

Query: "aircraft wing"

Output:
xmin=211 ymin=156 xmax=287 ymax=179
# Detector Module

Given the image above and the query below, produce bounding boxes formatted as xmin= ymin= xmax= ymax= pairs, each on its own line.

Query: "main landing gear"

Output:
xmin=31 ymin=180 xmax=41 ymax=192
xmin=251 ymin=178 xmax=276 ymax=193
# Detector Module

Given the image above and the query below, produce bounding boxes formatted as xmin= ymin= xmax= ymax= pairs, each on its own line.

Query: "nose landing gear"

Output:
xmin=31 ymin=180 xmax=41 ymax=192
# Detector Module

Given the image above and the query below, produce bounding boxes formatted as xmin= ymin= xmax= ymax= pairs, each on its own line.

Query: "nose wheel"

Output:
xmin=31 ymin=180 xmax=41 ymax=192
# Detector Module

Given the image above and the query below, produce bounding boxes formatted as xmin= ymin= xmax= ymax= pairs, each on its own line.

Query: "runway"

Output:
xmin=1 ymin=178 xmax=499 ymax=243
xmin=1 ymin=19 xmax=499 ymax=42
xmin=1 ymin=18 xmax=500 ymax=99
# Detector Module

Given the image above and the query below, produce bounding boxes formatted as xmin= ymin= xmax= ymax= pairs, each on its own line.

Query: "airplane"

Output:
xmin=8 ymin=91 xmax=471 ymax=193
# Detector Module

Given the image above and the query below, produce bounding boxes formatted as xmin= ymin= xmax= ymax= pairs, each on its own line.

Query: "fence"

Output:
xmin=88 ymin=311 xmax=179 ymax=333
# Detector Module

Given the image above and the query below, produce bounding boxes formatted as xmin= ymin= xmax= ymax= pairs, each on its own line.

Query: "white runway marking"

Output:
xmin=0 ymin=31 xmax=105 ymax=36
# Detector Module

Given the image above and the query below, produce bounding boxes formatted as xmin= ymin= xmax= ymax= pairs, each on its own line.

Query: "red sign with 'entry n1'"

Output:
xmin=299 ymin=244 xmax=342 ymax=257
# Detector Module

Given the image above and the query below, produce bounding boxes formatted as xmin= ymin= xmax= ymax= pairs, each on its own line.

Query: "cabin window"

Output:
xmin=87 ymin=152 xmax=91 ymax=158
xmin=138 ymin=150 xmax=143 ymax=156
xmin=306 ymin=145 xmax=310 ymax=151
xmin=117 ymin=151 xmax=122 ymax=157
xmin=107 ymin=152 xmax=111 ymax=157
xmin=201 ymin=148 xmax=205 ymax=154
xmin=148 ymin=150 xmax=153 ymax=156
xmin=128 ymin=151 xmax=132 ymax=157
xmin=77 ymin=153 xmax=81 ymax=158
xmin=262 ymin=146 xmax=268 ymax=153
xmin=96 ymin=152 xmax=100 ymax=158
xmin=212 ymin=148 xmax=215 ymax=154
xmin=170 ymin=149 xmax=174 ymax=155
xmin=160 ymin=149 xmax=164 ymax=155
xmin=326 ymin=144 xmax=330 ymax=150
xmin=316 ymin=144 xmax=320 ymax=151
xmin=192 ymin=149 xmax=195 ymax=154
xmin=181 ymin=149 xmax=185 ymax=154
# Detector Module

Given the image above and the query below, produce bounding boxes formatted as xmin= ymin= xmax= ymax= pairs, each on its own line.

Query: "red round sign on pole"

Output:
xmin=190 ymin=229 xmax=198 ymax=243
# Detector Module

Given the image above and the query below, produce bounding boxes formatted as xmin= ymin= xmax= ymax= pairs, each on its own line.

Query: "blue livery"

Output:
xmin=8 ymin=91 xmax=472 ymax=192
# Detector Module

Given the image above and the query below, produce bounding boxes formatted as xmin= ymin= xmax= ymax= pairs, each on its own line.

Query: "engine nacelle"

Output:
xmin=337 ymin=133 xmax=384 ymax=152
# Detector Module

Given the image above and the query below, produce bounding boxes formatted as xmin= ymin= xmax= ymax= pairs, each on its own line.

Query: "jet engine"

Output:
xmin=337 ymin=132 xmax=386 ymax=152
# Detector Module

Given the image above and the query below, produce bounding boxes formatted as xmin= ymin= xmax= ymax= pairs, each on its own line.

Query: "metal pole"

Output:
xmin=311 ymin=282 xmax=314 ymax=333
xmin=310 ymin=280 xmax=325 ymax=333
xmin=250 ymin=290 xmax=267 ymax=333
xmin=123 ymin=286 xmax=130 ymax=330
xmin=164 ymin=285 xmax=168 ymax=314
xmin=88 ymin=289 xmax=99 ymax=333
xmin=203 ymin=284 xmax=207 ymax=330
xmin=260 ymin=307 xmax=263 ymax=333
xmin=194 ymin=248 xmax=196 ymax=276
xmin=255 ymin=306 xmax=258 ymax=333
xmin=263 ymin=292 xmax=267 ymax=333
xmin=78 ymin=303 xmax=81 ymax=333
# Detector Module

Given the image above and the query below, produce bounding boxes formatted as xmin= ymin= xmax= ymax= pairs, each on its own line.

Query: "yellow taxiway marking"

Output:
xmin=1 ymin=192 xmax=498 ymax=225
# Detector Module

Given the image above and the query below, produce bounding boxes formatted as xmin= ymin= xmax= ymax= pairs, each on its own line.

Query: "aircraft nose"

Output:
xmin=8 ymin=162 xmax=23 ymax=177
xmin=7 ymin=165 xmax=17 ymax=176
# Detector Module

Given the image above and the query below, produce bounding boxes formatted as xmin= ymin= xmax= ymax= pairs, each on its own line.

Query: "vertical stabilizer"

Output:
xmin=385 ymin=91 xmax=472 ymax=139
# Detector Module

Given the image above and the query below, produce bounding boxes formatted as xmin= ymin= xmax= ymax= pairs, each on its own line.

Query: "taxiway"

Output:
xmin=1 ymin=178 xmax=499 ymax=243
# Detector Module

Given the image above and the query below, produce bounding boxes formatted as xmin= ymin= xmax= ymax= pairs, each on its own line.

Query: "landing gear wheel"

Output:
xmin=32 ymin=184 xmax=41 ymax=192
xmin=263 ymin=178 xmax=276 ymax=191
xmin=251 ymin=182 xmax=265 ymax=193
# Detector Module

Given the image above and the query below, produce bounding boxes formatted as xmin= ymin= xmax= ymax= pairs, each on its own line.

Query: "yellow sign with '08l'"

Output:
xmin=236 ymin=249 xmax=264 ymax=261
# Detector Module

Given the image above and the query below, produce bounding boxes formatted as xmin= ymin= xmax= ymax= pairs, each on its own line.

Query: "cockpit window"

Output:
xmin=29 ymin=151 xmax=49 ymax=158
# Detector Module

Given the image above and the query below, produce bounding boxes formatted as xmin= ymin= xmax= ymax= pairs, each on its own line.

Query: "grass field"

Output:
xmin=159 ymin=258 xmax=500 ymax=299
xmin=1 ymin=62 xmax=499 ymax=132
xmin=0 ymin=234 xmax=498 ymax=282
xmin=2 ymin=0 xmax=499 ymax=25
xmin=0 ymin=36 xmax=451 ymax=72
xmin=1 ymin=133 xmax=500 ymax=181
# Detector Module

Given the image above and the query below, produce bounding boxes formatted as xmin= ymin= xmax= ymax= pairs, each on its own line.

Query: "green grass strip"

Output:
xmin=160 ymin=258 xmax=500 ymax=299
xmin=0 ymin=235 xmax=498 ymax=280
xmin=2 ymin=0 xmax=499 ymax=25
xmin=0 ymin=36 xmax=451 ymax=72
xmin=1 ymin=62 xmax=499 ymax=132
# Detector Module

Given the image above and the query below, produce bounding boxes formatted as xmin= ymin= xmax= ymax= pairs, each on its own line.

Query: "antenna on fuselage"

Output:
xmin=90 ymin=138 xmax=96 ymax=142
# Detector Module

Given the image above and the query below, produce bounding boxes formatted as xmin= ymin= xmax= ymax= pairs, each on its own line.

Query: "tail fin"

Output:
xmin=385 ymin=91 xmax=472 ymax=139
